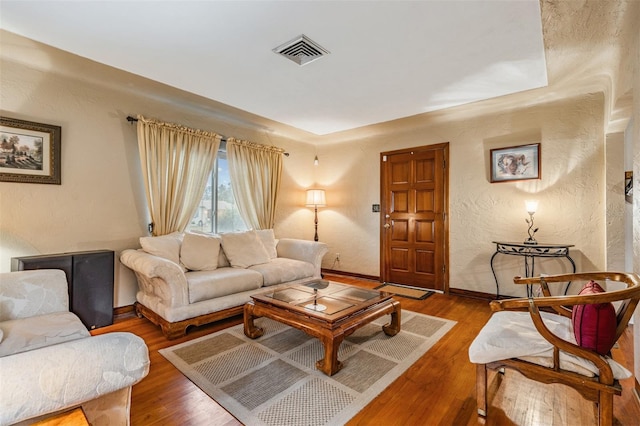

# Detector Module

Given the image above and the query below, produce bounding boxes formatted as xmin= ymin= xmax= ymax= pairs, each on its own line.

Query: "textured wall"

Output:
xmin=0 ymin=31 xmax=312 ymax=307
xmin=0 ymin=0 xmax=636 ymax=306
xmin=300 ymin=94 xmax=607 ymax=297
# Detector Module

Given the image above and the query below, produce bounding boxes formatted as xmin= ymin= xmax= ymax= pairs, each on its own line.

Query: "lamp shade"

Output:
xmin=525 ymin=200 xmax=538 ymax=214
xmin=306 ymin=189 xmax=326 ymax=207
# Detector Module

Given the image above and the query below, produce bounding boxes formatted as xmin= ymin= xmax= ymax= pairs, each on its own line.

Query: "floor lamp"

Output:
xmin=305 ymin=189 xmax=326 ymax=242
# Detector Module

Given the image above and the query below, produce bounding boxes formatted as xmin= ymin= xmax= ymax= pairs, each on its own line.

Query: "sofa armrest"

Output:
xmin=0 ymin=332 xmax=150 ymax=425
xmin=120 ymin=249 xmax=189 ymax=307
xmin=276 ymin=239 xmax=328 ymax=277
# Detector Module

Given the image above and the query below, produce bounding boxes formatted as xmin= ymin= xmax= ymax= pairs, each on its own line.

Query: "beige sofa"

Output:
xmin=0 ymin=269 xmax=150 ymax=426
xmin=120 ymin=230 xmax=328 ymax=339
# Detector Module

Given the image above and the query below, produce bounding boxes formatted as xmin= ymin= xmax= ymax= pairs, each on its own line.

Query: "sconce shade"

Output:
xmin=306 ymin=189 xmax=326 ymax=207
xmin=525 ymin=200 xmax=538 ymax=214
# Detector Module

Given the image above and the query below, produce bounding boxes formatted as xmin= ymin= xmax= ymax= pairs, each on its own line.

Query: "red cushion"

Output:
xmin=571 ymin=280 xmax=617 ymax=355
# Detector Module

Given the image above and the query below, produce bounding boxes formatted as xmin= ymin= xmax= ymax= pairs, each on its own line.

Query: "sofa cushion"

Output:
xmin=186 ymin=268 xmax=263 ymax=304
xmin=140 ymin=232 xmax=186 ymax=271
xmin=249 ymin=258 xmax=316 ymax=287
xmin=221 ymin=231 xmax=271 ymax=268
xmin=0 ymin=312 xmax=90 ymax=357
xmin=180 ymin=232 xmax=220 ymax=271
xmin=255 ymin=229 xmax=278 ymax=259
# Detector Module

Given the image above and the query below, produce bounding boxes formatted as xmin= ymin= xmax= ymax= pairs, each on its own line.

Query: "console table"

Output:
xmin=490 ymin=241 xmax=576 ymax=298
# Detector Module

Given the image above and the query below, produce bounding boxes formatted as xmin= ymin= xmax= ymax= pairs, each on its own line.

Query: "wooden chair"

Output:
xmin=469 ymin=272 xmax=640 ymax=426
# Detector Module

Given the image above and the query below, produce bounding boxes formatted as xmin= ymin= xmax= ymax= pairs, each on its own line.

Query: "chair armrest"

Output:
xmin=0 ymin=332 xmax=150 ymax=425
xmin=120 ymin=249 xmax=189 ymax=307
xmin=276 ymin=239 xmax=328 ymax=277
xmin=487 ymin=271 xmax=640 ymax=384
xmin=492 ymin=272 xmax=640 ymax=312
xmin=525 ymin=300 xmax=615 ymax=384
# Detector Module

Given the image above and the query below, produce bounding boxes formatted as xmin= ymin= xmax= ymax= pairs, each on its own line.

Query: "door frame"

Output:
xmin=379 ymin=142 xmax=450 ymax=293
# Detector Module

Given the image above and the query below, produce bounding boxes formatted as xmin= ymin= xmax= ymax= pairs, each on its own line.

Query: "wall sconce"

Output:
xmin=305 ymin=189 xmax=326 ymax=241
xmin=524 ymin=200 xmax=539 ymax=245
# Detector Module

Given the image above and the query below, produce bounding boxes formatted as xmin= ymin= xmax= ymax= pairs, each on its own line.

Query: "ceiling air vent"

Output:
xmin=273 ymin=34 xmax=330 ymax=66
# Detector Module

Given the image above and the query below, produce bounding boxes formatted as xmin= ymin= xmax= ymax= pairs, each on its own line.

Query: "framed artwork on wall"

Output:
xmin=490 ymin=143 xmax=540 ymax=183
xmin=0 ymin=117 xmax=61 ymax=184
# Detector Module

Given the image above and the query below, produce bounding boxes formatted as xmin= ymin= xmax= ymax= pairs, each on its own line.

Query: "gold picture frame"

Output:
xmin=0 ymin=117 xmax=61 ymax=184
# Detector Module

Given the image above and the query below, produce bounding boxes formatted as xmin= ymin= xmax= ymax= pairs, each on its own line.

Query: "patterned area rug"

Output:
xmin=160 ymin=310 xmax=455 ymax=426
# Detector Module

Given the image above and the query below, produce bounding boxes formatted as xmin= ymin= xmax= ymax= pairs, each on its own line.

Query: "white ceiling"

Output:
xmin=0 ymin=1 xmax=548 ymax=136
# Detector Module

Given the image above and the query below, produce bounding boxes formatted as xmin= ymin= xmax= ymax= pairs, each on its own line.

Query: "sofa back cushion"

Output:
xmin=180 ymin=232 xmax=220 ymax=271
xmin=255 ymin=229 xmax=278 ymax=259
xmin=0 ymin=270 xmax=70 ymax=321
xmin=221 ymin=230 xmax=271 ymax=268
xmin=139 ymin=232 xmax=186 ymax=271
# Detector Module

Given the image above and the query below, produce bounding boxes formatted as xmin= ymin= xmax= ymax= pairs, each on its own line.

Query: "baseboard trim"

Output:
xmin=321 ymin=269 xmax=380 ymax=282
xmin=448 ymin=288 xmax=497 ymax=301
xmin=114 ymin=305 xmax=135 ymax=316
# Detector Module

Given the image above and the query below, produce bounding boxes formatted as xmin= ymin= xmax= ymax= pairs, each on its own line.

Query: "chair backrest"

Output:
xmin=0 ymin=269 xmax=69 ymax=321
xmin=505 ymin=272 xmax=640 ymax=342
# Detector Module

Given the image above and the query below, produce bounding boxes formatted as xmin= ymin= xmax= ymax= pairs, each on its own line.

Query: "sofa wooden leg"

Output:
xmin=477 ymin=364 xmax=487 ymax=417
xmin=161 ymin=323 xmax=188 ymax=340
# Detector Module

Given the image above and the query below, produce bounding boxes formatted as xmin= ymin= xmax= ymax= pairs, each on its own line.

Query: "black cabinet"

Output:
xmin=11 ymin=250 xmax=114 ymax=330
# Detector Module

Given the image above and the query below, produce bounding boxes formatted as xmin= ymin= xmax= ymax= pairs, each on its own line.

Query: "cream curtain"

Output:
xmin=226 ymin=138 xmax=284 ymax=230
xmin=136 ymin=115 xmax=222 ymax=236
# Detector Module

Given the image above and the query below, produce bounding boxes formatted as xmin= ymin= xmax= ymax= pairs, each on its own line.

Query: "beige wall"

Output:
xmin=0 ymin=32 xmax=317 ymax=307
xmin=0 ymin=30 xmax=618 ymax=306
xmin=309 ymin=93 xmax=608 ymax=297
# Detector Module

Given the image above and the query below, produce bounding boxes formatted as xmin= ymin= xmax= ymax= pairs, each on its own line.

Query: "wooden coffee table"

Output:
xmin=243 ymin=280 xmax=401 ymax=376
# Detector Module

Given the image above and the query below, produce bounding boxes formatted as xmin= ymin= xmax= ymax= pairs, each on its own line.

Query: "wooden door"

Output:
xmin=380 ymin=143 xmax=448 ymax=292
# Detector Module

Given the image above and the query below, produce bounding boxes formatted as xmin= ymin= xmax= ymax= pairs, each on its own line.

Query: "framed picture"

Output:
xmin=0 ymin=117 xmax=61 ymax=184
xmin=490 ymin=143 xmax=540 ymax=183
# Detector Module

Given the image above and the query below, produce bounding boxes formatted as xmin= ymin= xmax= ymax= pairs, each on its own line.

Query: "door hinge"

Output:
xmin=443 ymin=159 xmax=446 ymax=169
xmin=442 ymin=264 xmax=446 ymax=274
xmin=382 ymin=155 xmax=387 ymax=162
xmin=442 ymin=211 xmax=447 ymax=221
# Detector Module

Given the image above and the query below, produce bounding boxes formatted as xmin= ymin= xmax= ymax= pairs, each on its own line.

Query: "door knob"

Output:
xmin=384 ymin=223 xmax=391 ymax=229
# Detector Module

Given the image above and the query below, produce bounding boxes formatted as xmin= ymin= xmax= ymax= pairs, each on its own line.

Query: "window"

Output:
xmin=187 ymin=147 xmax=247 ymax=234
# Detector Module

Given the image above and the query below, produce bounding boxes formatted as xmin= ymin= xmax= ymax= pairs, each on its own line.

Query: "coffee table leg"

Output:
xmin=382 ymin=299 xmax=401 ymax=336
xmin=316 ymin=333 xmax=344 ymax=376
xmin=243 ymin=302 xmax=264 ymax=338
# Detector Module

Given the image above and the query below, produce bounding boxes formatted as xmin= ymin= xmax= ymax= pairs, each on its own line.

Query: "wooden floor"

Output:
xmin=94 ymin=274 xmax=640 ymax=425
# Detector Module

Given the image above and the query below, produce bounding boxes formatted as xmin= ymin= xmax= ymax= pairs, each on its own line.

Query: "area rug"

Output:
xmin=375 ymin=283 xmax=434 ymax=300
xmin=159 ymin=310 xmax=455 ymax=426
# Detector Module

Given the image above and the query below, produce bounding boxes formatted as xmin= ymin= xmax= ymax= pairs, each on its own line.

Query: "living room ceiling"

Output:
xmin=0 ymin=1 xmax=547 ymax=136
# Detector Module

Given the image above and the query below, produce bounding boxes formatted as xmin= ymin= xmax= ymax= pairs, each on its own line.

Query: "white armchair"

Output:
xmin=0 ymin=269 xmax=150 ymax=426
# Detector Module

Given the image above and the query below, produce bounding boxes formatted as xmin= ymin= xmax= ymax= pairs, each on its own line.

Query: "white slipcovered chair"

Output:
xmin=0 ymin=269 xmax=150 ymax=425
xmin=469 ymin=272 xmax=640 ymax=426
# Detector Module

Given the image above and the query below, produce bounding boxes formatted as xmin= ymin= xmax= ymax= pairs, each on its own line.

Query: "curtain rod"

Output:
xmin=126 ymin=116 xmax=289 ymax=156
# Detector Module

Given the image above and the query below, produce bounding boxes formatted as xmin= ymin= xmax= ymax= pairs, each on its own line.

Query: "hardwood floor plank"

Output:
xmin=94 ymin=274 xmax=639 ymax=425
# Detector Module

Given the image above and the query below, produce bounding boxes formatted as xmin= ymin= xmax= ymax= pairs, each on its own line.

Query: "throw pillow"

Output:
xmin=139 ymin=232 xmax=185 ymax=270
xmin=255 ymin=229 xmax=278 ymax=259
xmin=221 ymin=230 xmax=271 ymax=268
xmin=571 ymin=280 xmax=617 ymax=355
xmin=180 ymin=232 xmax=220 ymax=271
